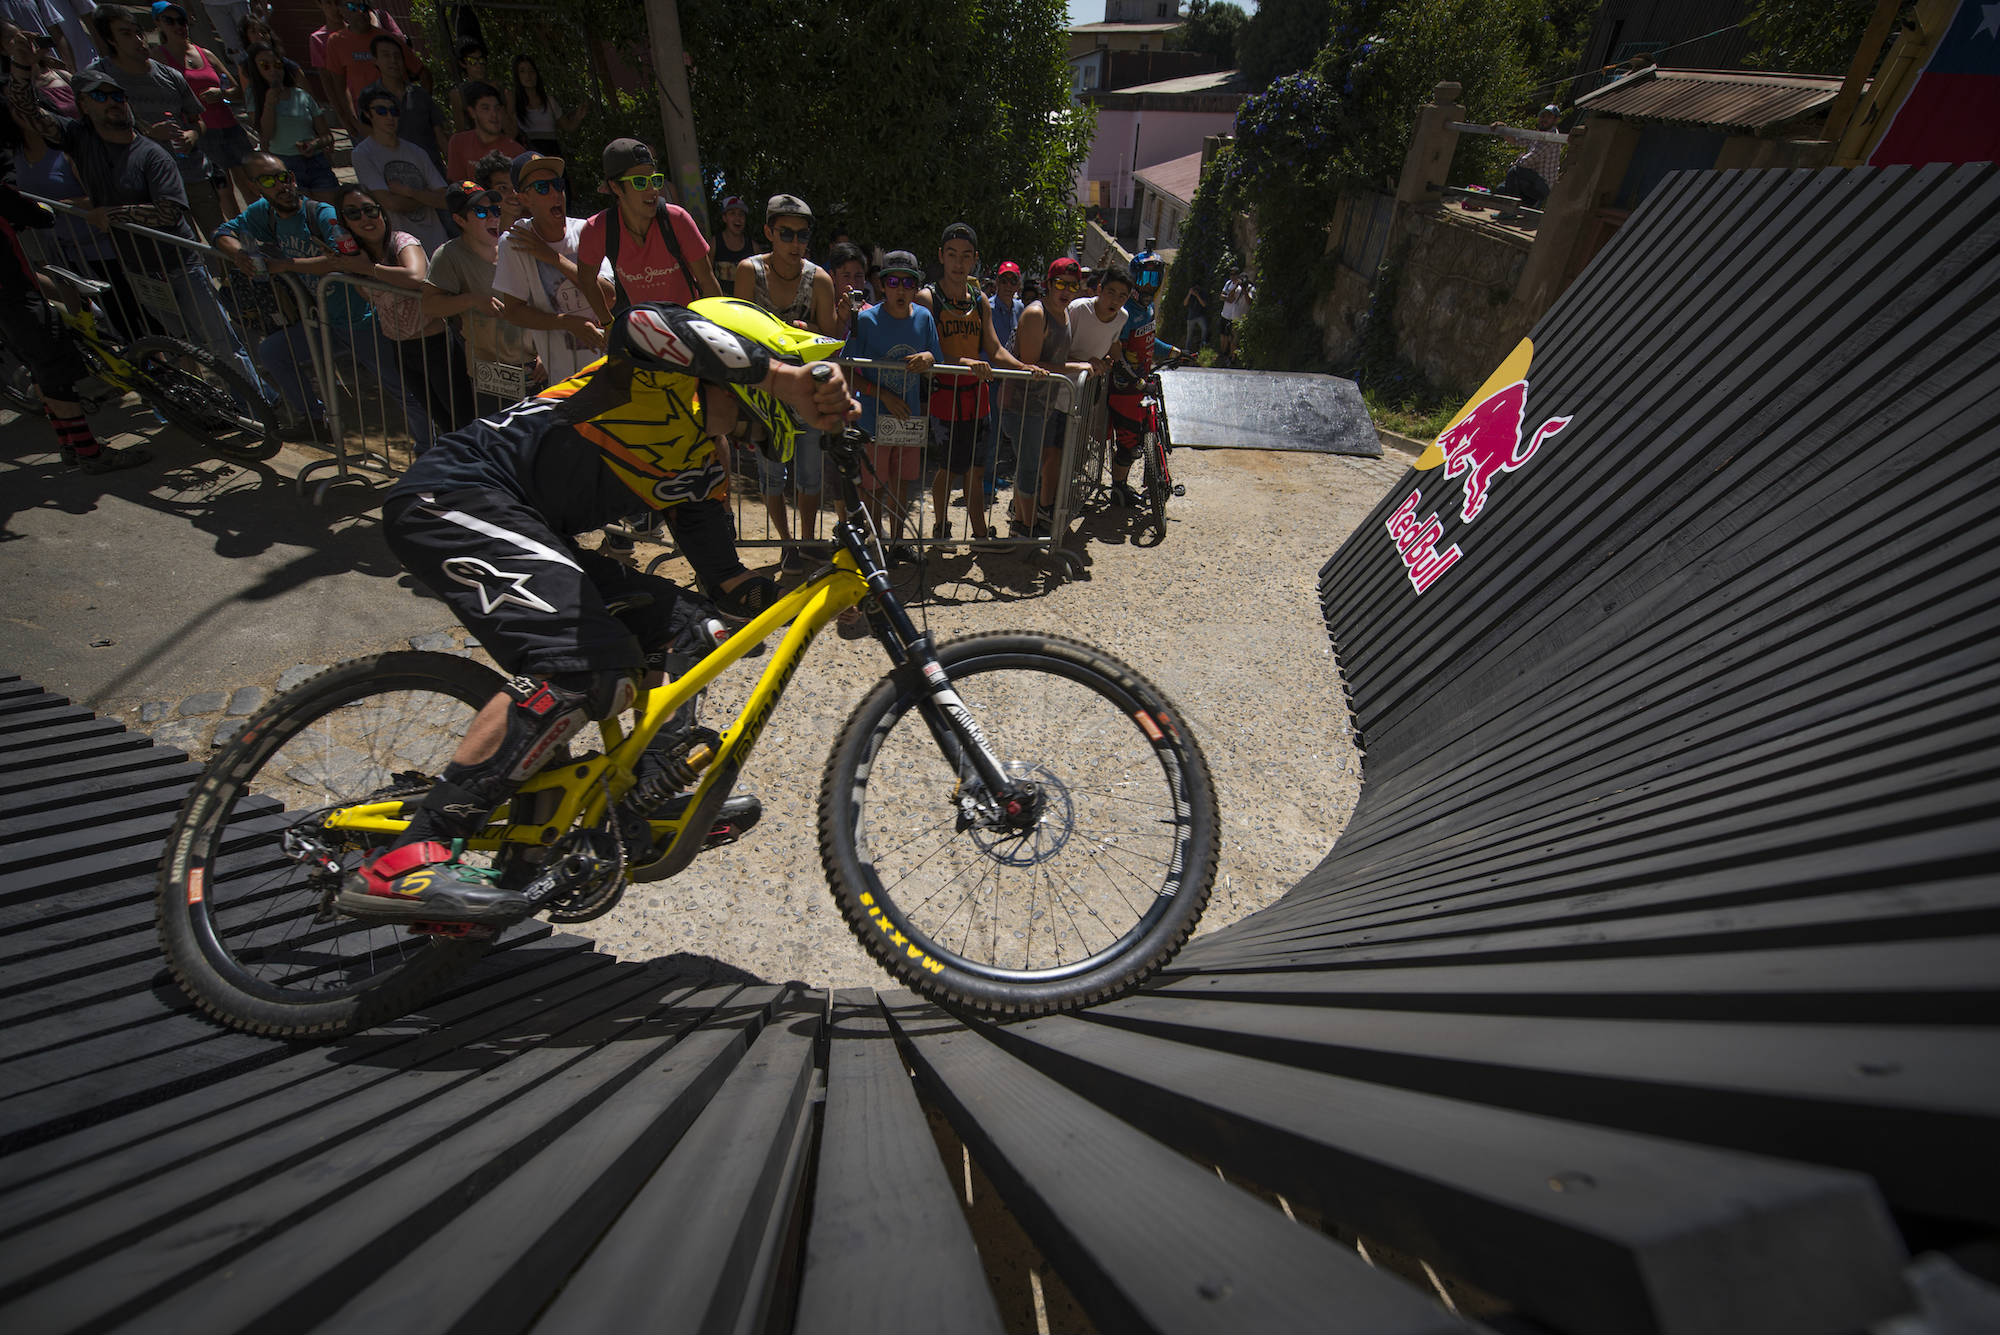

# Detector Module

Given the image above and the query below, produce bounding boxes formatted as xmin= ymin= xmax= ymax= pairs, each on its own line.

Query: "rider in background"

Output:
xmin=1104 ymin=240 xmax=1180 ymax=507
xmin=338 ymin=301 xmax=853 ymax=925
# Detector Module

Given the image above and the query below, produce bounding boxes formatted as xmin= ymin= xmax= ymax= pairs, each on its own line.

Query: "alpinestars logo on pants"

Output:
xmin=442 ymin=557 xmax=558 ymax=614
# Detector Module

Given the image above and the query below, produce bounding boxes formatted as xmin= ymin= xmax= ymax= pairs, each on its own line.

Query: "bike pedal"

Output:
xmin=406 ymin=920 xmax=496 ymax=940
xmin=1172 ymin=484 xmax=1186 ymax=497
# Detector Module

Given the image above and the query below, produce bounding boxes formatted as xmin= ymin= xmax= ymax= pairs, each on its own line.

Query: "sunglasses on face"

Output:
xmin=465 ymin=204 xmax=500 ymax=219
xmin=523 ymin=178 xmax=564 ymax=195
xmin=881 ymin=274 xmax=918 ymax=290
xmin=365 ymin=103 xmax=398 ymax=118
xmin=1051 ymin=277 xmax=1080 ymax=289
xmin=773 ymin=225 xmax=809 ymax=244
xmin=158 ymin=13 xmax=187 ymax=25
xmin=343 ymin=3 xmax=368 ymax=11
xmin=619 ymin=172 xmax=666 ymax=190
xmin=253 ymin=170 xmax=294 ymax=187
xmin=87 ymin=88 xmax=130 ymax=103
xmin=999 ymin=275 xmax=1020 ymax=283
xmin=342 ymin=202 xmax=383 ymax=220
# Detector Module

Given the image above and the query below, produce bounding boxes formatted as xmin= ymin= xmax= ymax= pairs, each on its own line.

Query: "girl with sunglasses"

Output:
xmin=249 ymin=43 xmax=336 ymax=203
xmin=333 ymin=183 xmax=469 ymax=449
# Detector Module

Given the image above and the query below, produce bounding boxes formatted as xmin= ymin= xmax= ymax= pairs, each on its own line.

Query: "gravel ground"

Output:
xmin=591 ymin=444 xmax=1411 ymax=988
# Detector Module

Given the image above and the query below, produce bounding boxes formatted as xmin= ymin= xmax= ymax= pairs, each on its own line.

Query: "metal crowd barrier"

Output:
xmin=679 ymin=359 xmax=1091 ymax=575
xmin=295 ymin=270 xmax=482 ymax=502
xmin=16 ymin=191 xmax=330 ymax=454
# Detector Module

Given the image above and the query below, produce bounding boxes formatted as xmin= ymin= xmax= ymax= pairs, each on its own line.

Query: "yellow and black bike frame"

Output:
xmin=321 ymin=554 xmax=873 ymax=867
xmin=320 ymin=427 xmax=1026 ymax=877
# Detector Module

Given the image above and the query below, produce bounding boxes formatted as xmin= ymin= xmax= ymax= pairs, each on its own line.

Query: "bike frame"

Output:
xmin=321 ymin=554 xmax=873 ymax=854
xmin=320 ymin=430 xmax=1030 ymax=874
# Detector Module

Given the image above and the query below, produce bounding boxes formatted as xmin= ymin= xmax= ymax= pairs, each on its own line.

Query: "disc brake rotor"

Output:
xmin=967 ymin=761 xmax=1073 ymax=867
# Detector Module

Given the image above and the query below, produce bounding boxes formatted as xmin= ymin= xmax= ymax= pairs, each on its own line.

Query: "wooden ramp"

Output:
xmin=3 ymin=163 xmax=1998 ymax=1333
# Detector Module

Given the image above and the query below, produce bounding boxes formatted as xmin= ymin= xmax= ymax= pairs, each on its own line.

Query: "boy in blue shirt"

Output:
xmin=841 ymin=249 xmax=938 ymax=549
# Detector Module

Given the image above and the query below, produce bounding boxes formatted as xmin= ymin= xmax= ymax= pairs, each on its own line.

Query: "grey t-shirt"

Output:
xmin=87 ymin=56 xmax=210 ymax=181
xmin=428 ymin=236 xmax=537 ymax=367
xmin=54 ymin=117 xmax=198 ymax=268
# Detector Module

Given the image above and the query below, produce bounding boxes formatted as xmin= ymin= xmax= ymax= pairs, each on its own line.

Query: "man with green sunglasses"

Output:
xmin=576 ymin=136 xmax=718 ymax=327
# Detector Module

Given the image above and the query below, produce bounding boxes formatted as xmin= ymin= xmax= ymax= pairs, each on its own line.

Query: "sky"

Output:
xmin=1066 ymin=0 xmax=1258 ymax=26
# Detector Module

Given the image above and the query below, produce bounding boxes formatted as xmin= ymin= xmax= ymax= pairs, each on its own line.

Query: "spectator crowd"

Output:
xmin=2 ymin=0 xmax=1231 ymax=543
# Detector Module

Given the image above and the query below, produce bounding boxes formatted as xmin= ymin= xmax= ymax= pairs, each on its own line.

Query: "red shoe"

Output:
xmin=335 ymin=841 xmax=532 ymax=925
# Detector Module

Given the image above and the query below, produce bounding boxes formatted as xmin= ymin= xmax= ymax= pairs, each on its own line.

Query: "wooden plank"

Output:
xmin=0 ymin=747 xmax=187 ymax=800
xmin=0 ymin=788 xmax=193 ymax=845
xmin=1088 ymin=998 xmax=2000 ymax=1222
xmin=882 ymin=995 xmax=1464 ymax=1334
xmin=0 ymin=931 xmax=590 ymax=1193
xmin=0 ymin=928 xmax=564 ymax=1158
xmin=794 ymin=989 xmax=1003 ymax=1335
xmin=1156 ymin=937 xmax=2000 ymax=1023
xmin=0 ymin=962 xmax=688 ymax=1330
xmin=529 ymin=988 xmax=826 ymax=1335
xmin=984 ymin=1013 xmax=1909 ymax=1334
xmin=306 ymin=984 xmax=780 ymax=1335
xmin=0 ymin=705 xmax=94 ymax=737
xmin=0 ymin=717 xmax=127 ymax=753
xmin=0 ymin=808 xmax=289 ymax=902
xmin=0 ymin=759 xmax=202 ymax=821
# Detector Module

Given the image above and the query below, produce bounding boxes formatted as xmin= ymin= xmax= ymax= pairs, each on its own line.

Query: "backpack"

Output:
xmin=603 ymin=200 xmax=693 ymax=311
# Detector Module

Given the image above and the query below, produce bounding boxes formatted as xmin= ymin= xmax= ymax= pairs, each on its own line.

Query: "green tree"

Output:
xmin=1235 ymin=0 xmax=1334 ymax=87
xmin=1743 ymin=0 xmax=1916 ymax=74
xmin=422 ymin=0 xmax=1091 ymax=266
xmin=1170 ymin=0 xmax=1250 ymax=69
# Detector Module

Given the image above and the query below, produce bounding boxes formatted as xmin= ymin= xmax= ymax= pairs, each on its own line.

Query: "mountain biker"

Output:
xmin=337 ymin=298 xmax=855 ymax=925
xmin=1105 ymin=241 xmax=1180 ymax=507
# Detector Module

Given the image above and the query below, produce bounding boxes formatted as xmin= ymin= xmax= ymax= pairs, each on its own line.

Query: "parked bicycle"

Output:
xmin=158 ymin=420 xmax=1220 ymax=1037
xmin=1132 ymin=354 xmax=1192 ymax=547
xmin=0 ymin=265 xmax=280 ymax=460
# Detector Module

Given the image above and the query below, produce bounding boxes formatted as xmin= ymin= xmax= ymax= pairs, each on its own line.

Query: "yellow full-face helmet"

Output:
xmin=690 ymin=296 xmax=843 ymax=462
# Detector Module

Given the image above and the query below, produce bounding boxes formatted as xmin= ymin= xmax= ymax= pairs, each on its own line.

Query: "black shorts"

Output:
xmin=0 ymin=282 xmax=88 ymax=402
xmin=384 ymin=487 xmax=713 ymax=678
xmin=927 ymin=414 xmax=996 ymax=475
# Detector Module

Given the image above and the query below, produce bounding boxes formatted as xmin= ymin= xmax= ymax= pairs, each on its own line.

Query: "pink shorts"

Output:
xmin=867 ymin=441 xmax=924 ymax=483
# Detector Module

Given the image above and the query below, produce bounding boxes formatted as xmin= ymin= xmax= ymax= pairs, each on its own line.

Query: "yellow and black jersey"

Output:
xmin=387 ymin=303 xmax=774 ymax=538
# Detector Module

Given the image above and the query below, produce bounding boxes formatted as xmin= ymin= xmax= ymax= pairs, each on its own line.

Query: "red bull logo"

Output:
xmin=1381 ymin=339 xmax=1574 ymax=595
xmin=1434 ymin=380 xmax=1572 ymax=522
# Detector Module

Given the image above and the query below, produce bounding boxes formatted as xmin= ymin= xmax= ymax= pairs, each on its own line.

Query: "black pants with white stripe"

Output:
xmin=384 ymin=488 xmax=713 ymax=678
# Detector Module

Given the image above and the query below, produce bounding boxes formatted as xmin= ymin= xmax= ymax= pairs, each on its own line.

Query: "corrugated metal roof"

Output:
xmin=1575 ymin=67 xmax=1843 ymax=131
xmin=1132 ymin=148 xmax=1206 ymax=205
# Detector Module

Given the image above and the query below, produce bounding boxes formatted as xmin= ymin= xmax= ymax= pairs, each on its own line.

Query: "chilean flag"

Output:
xmin=1870 ymin=0 xmax=2000 ymax=164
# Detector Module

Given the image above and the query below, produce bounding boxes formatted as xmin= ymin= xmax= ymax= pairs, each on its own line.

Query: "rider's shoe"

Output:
xmin=1111 ymin=481 xmax=1142 ymax=507
xmin=70 ymin=445 xmax=152 ymax=474
xmin=335 ymin=841 xmax=533 ymax=924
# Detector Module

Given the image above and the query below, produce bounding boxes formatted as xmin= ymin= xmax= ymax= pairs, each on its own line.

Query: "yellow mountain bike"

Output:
xmin=0 ymin=265 xmax=280 ymax=460
xmin=157 ymin=428 xmax=1220 ymax=1036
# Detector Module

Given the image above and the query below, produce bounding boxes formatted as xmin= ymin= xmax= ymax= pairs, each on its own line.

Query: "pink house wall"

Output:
xmin=1077 ymin=107 xmax=1238 ymax=209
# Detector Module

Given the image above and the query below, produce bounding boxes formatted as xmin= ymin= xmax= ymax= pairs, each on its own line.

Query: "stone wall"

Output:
xmin=1389 ymin=208 xmax=1533 ymax=393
